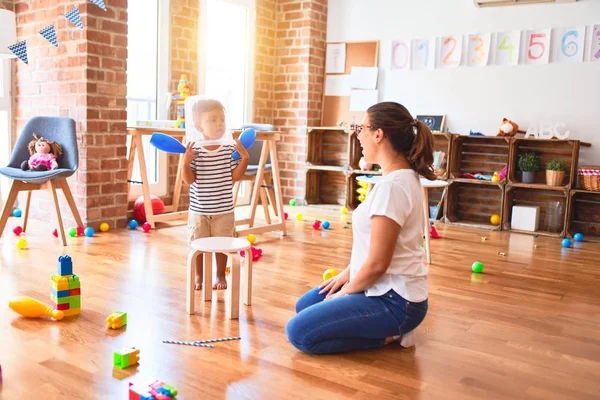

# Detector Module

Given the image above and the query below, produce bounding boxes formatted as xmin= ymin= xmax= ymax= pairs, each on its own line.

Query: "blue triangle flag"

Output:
xmin=39 ymin=25 xmax=59 ymax=47
xmin=8 ymin=40 xmax=28 ymax=65
xmin=89 ymin=0 xmax=107 ymax=11
xmin=64 ymin=6 xmax=84 ymax=29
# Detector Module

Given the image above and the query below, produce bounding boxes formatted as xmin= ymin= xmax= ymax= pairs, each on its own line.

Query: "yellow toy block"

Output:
xmin=51 ymin=275 xmax=71 ymax=291
xmin=106 ymin=311 xmax=127 ymax=329
xmin=62 ymin=308 xmax=80 ymax=317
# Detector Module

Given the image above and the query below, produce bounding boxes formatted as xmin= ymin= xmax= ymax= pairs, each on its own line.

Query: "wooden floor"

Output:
xmin=0 ymin=206 xmax=599 ymax=399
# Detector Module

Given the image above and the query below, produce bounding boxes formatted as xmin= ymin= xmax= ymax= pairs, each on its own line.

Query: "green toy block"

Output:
xmin=50 ymin=296 xmax=71 ymax=305
xmin=69 ymin=296 xmax=81 ymax=309
xmin=68 ymin=275 xmax=80 ymax=289
xmin=114 ymin=347 xmax=140 ymax=369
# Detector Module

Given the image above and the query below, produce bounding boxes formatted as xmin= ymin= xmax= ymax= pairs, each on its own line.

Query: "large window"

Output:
xmin=0 ymin=60 xmax=11 ymax=203
xmin=126 ymin=0 xmax=170 ymax=199
xmin=200 ymin=0 xmax=255 ymax=128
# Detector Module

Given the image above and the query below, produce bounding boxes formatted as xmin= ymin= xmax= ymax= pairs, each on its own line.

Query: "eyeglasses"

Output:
xmin=355 ymin=124 xmax=377 ymax=134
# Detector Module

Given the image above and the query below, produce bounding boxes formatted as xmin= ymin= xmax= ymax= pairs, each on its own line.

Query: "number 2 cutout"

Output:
xmin=528 ymin=33 xmax=546 ymax=60
xmin=443 ymin=37 xmax=458 ymax=65
xmin=498 ymin=35 xmax=515 ymax=61
xmin=418 ymin=41 xmax=429 ymax=66
xmin=471 ymin=37 xmax=484 ymax=64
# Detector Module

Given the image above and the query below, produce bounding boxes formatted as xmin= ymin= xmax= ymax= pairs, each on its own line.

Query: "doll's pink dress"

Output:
xmin=29 ymin=153 xmax=56 ymax=170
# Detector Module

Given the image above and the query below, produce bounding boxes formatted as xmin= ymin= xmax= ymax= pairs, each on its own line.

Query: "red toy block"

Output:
xmin=57 ymin=303 xmax=69 ymax=311
xmin=69 ymin=288 xmax=81 ymax=296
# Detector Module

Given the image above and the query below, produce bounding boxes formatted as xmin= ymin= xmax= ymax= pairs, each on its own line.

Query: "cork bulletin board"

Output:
xmin=321 ymin=41 xmax=380 ymax=127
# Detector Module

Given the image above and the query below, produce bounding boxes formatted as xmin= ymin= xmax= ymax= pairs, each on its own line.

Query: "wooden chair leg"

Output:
xmin=22 ymin=191 xmax=32 ymax=233
xmin=259 ymin=188 xmax=271 ymax=224
xmin=186 ymin=250 xmax=200 ymax=314
xmin=233 ymin=181 xmax=241 ymax=206
xmin=203 ymin=252 xmax=213 ymax=302
xmin=264 ymin=174 xmax=278 ymax=217
xmin=49 ymin=181 xmax=67 ymax=246
xmin=0 ymin=181 xmax=20 ymax=240
xmin=243 ymin=246 xmax=252 ymax=306
xmin=227 ymin=253 xmax=240 ymax=320
xmin=58 ymin=179 xmax=84 ymax=227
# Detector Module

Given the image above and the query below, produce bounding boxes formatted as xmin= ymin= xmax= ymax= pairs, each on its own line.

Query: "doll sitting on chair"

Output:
xmin=21 ymin=133 xmax=64 ymax=172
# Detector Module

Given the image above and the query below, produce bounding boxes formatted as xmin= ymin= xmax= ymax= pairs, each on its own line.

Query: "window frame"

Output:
xmin=0 ymin=59 xmax=12 ymax=203
xmin=127 ymin=0 xmax=171 ymax=201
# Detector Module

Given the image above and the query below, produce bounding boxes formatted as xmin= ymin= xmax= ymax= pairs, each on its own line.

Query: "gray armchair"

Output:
xmin=0 ymin=117 xmax=84 ymax=246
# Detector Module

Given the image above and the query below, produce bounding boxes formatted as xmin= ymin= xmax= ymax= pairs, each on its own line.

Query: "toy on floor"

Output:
xmin=323 ymin=268 xmax=338 ymax=281
xmin=128 ymin=219 xmax=138 ymax=229
xmin=106 ymin=311 xmax=127 ymax=329
xmin=472 ymin=261 xmax=484 ymax=273
xmin=13 ymin=226 xmax=23 ymax=236
xmin=100 ymin=222 xmax=110 ymax=232
xmin=173 ymin=74 xmax=191 ymax=129
xmin=12 ymin=208 xmax=21 ymax=217
xmin=296 ymin=213 xmax=303 ymax=221
xmin=76 ymin=226 xmax=84 ymax=236
xmin=114 ymin=347 xmax=140 ymax=369
xmin=289 ymin=199 xmax=297 ymax=206
xmin=84 ymin=227 xmax=94 ymax=237
xmin=68 ymin=227 xmax=77 ymax=237
xmin=562 ymin=238 xmax=572 ymax=248
xmin=142 ymin=222 xmax=151 ymax=233
xmin=163 ymin=336 xmax=241 ymax=347
xmin=8 ymin=295 xmax=64 ymax=320
xmin=133 ymin=195 xmax=165 ymax=224
xmin=129 ymin=379 xmax=178 ymax=400
xmin=20 ymin=133 xmax=63 ymax=171
xmin=240 ymin=246 xmax=262 ymax=262
xmin=340 ymin=206 xmax=348 ymax=215
xmin=16 ymin=238 xmax=27 ymax=249
xmin=322 ymin=220 xmax=330 ymax=229
xmin=247 ymin=234 xmax=256 ymax=244
xmin=312 ymin=220 xmax=321 ymax=230
xmin=50 ymin=255 xmax=81 ymax=317
xmin=52 ymin=229 xmax=58 ymax=237
xmin=283 ymin=212 xmax=289 ymax=220
xmin=490 ymin=214 xmax=501 ymax=226
xmin=430 ymin=223 xmax=440 ymax=239
xmin=574 ymin=232 xmax=584 ymax=242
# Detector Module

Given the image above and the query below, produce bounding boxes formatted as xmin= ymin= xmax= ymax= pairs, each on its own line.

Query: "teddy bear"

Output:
xmin=21 ymin=133 xmax=64 ymax=171
xmin=497 ymin=118 xmax=520 ymax=137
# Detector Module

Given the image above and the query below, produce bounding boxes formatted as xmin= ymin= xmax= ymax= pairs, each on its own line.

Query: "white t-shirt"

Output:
xmin=349 ymin=169 xmax=428 ymax=302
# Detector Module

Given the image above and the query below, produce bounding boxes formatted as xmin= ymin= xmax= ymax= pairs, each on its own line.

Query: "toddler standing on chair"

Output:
xmin=182 ymin=99 xmax=249 ymax=290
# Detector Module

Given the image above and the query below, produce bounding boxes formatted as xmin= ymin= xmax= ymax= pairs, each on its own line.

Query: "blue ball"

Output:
xmin=322 ymin=221 xmax=330 ymax=229
xmin=12 ymin=208 xmax=22 ymax=218
xmin=128 ymin=219 xmax=139 ymax=229
xmin=561 ymin=238 xmax=572 ymax=248
xmin=573 ymin=233 xmax=584 ymax=242
xmin=84 ymin=227 xmax=94 ymax=237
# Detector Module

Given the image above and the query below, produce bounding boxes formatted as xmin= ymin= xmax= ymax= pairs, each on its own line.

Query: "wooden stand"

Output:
xmin=126 ymin=127 xmax=287 ymax=236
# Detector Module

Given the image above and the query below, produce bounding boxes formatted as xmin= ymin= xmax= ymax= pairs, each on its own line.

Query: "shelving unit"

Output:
xmin=433 ymin=132 xmax=452 ymax=180
xmin=445 ymin=181 xmax=505 ymax=230
xmin=566 ymin=190 xmax=600 ymax=241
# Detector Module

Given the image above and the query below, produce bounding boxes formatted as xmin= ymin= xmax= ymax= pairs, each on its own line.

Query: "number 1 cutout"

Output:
xmin=418 ymin=41 xmax=429 ymax=67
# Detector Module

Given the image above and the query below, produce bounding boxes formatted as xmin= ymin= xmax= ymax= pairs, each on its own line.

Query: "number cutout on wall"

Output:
xmin=391 ymin=40 xmax=411 ymax=70
xmin=525 ymin=29 xmax=551 ymax=65
xmin=439 ymin=36 xmax=462 ymax=68
xmin=552 ymin=26 xmax=585 ymax=63
xmin=411 ymin=38 xmax=434 ymax=70
xmin=494 ymin=30 xmax=521 ymax=66
xmin=592 ymin=25 xmax=600 ymax=62
xmin=467 ymin=33 xmax=491 ymax=67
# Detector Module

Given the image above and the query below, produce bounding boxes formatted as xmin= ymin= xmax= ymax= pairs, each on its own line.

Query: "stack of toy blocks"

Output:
xmin=50 ymin=255 xmax=81 ymax=317
xmin=129 ymin=379 xmax=177 ymax=399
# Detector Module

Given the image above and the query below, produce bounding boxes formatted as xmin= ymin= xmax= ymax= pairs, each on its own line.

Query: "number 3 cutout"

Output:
xmin=471 ymin=37 xmax=484 ymax=64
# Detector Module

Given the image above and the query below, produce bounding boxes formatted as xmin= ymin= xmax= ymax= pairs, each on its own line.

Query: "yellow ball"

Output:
xmin=296 ymin=213 xmax=303 ymax=221
xmin=16 ymin=238 xmax=27 ymax=249
xmin=99 ymin=222 xmax=110 ymax=232
xmin=323 ymin=268 xmax=339 ymax=281
xmin=247 ymin=234 xmax=256 ymax=244
xmin=490 ymin=213 xmax=500 ymax=225
xmin=340 ymin=207 xmax=348 ymax=215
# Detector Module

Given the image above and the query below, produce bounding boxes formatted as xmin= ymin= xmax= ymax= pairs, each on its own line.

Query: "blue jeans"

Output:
xmin=285 ymin=287 xmax=428 ymax=354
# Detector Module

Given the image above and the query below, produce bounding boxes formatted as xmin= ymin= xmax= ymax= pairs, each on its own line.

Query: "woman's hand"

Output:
xmin=318 ymin=267 xmax=349 ymax=298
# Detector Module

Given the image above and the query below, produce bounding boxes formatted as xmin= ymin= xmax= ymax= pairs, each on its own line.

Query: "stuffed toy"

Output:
xmin=497 ymin=118 xmax=520 ymax=137
xmin=21 ymin=133 xmax=64 ymax=171
xmin=359 ymin=157 xmax=372 ymax=171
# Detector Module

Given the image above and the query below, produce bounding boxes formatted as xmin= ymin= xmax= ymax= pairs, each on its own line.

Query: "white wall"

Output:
xmin=327 ymin=0 xmax=600 ymax=163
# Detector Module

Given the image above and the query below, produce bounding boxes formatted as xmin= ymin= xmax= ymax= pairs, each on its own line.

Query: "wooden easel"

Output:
xmin=126 ymin=127 xmax=287 ymax=236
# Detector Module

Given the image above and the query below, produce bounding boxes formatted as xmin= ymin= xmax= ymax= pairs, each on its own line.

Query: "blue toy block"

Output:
xmin=157 ymin=387 xmax=171 ymax=396
xmin=50 ymin=287 xmax=70 ymax=298
xmin=58 ymin=255 xmax=73 ymax=276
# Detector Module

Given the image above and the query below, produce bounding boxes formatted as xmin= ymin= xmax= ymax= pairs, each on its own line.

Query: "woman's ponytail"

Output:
xmin=407 ymin=120 xmax=435 ymax=180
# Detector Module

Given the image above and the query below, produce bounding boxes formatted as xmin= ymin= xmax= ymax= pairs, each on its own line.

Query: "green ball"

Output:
xmin=289 ymin=199 xmax=297 ymax=206
xmin=68 ymin=228 xmax=77 ymax=238
xmin=472 ymin=261 xmax=484 ymax=273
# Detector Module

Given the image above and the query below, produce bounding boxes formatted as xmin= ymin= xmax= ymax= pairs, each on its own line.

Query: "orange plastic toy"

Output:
xmin=8 ymin=295 xmax=64 ymax=320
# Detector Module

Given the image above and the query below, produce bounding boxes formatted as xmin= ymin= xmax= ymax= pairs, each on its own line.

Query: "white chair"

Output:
xmin=186 ymin=237 xmax=253 ymax=320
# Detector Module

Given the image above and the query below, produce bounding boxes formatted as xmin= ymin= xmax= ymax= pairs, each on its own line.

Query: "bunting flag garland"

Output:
xmin=8 ymin=40 xmax=28 ymax=65
xmin=39 ymin=25 xmax=59 ymax=47
xmin=64 ymin=6 xmax=84 ymax=30
xmin=89 ymin=0 xmax=107 ymax=11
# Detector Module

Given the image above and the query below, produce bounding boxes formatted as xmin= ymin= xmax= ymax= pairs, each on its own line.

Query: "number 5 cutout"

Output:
xmin=525 ymin=29 xmax=551 ymax=65
xmin=440 ymin=36 xmax=462 ymax=68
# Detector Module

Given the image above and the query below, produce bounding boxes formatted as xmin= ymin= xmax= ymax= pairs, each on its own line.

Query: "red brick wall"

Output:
xmin=12 ymin=0 xmax=128 ymax=229
xmin=254 ymin=0 xmax=276 ymax=124
xmin=0 ymin=1 xmax=13 ymax=11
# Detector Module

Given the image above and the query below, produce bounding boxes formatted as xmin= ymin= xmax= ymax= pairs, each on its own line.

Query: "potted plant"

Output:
xmin=546 ymin=160 xmax=565 ymax=186
xmin=518 ymin=152 xmax=541 ymax=184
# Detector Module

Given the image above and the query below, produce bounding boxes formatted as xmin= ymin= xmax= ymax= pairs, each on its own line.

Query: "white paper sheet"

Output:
xmin=494 ymin=30 xmax=521 ymax=66
xmin=411 ymin=38 xmax=435 ymax=70
xmin=525 ymin=29 xmax=551 ymax=65
xmin=552 ymin=26 xmax=585 ymax=63
xmin=350 ymin=67 xmax=378 ymax=89
xmin=467 ymin=33 xmax=491 ymax=67
xmin=391 ymin=40 xmax=411 ymax=70
xmin=591 ymin=25 xmax=600 ymax=62
xmin=349 ymin=90 xmax=378 ymax=112
xmin=324 ymin=75 xmax=351 ymax=96
xmin=326 ymin=43 xmax=346 ymax=73
xmin=439 ymin=35 xmax=463 ymax=68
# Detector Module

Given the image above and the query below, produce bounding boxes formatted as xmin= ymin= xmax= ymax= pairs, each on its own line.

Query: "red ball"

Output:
xmin=133 ymin=195 xmax=165 ymax=224
xmin=142 ymin=222 xmax=152 ymax=233
xmin=284 ymin=212 xmax=288 ymax=220
xmin=13 ymin=226 xmax=23 ymax=236
xmin=312 ymin=221 xmax=321 ymax=230
xmin=52 ymin=229 xmax=58 ymax=237
xmin=76 ymin=226 xmax=84 ymax=236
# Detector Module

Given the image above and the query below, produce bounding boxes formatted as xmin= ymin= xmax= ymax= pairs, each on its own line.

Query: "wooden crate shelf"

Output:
xmin=567 ymin=190 xmax=600 ymax=241
xmin=305 ymin=169 xmax=348 ymax=207
xmin=449 ymin=135 xmax=510 ymax=179
xmin=445 ymin=181 xmax=504 ymax=230
xmin=502 ymin=185 xmax=569 ymax=237
xmin=508 ymin=138 xmax=579 ymax=189
xmin=306 ymin=127 xmax=353 ymax=168
xmin=433 ymin=133 xmax=452 ymax=180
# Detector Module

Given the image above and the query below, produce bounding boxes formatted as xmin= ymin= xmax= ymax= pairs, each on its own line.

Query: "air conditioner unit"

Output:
xmin=474 ymin=0 xmax=576 ymax=7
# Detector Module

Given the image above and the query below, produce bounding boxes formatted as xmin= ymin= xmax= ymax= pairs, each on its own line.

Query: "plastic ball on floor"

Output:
xmin=52 ymin=229 xmax=58 ymax=238
xmin=76 ymin=226 xmax=84 ymax=236
xmin=142 ymin=222 xmax=151 ymax=233
xmin=247 ymin=234 xmax=256 ymax=244
xmin=562 ymin=238 xmax=572 ymax=248
xmin=340 ymin=207 xmax=348 ymax=215
xmin=322 ymin=221 xmax=330 ymax=230
xmin=13 ymin=226 xmax=23 ymax=236
xmin=289 ymin=199 xmax=297 ymax=206
xmin=312 ymin=220 xmax=321 ymax=230
xmin=573 ymin=232 xmax=584 ymax=242
xmin=84 ymin=227 xmax=94 ymax=237
xmin=471 ymin=261 xmax=484 ymax=273
xmin=284 ymin=212 xmax=289 ymax=220
xmin=296 ymin=213 xmax=303 ymax=221
xmin=323 ymin=268 xmax=339 ymax=281
xmin=16 ymin=238 xmax=27 ymax=249
xmin=68 ymin=228 xmax=77 ymax=237
xmin=128 ymin=219 xmax=138 ymax=229
xmin=99 ymin=222 xmax=110 ymax=232
xmin=490 ymin=213 xmax=500 ymax=226
xmin=12 ymin=208 xmax=21 ymax=218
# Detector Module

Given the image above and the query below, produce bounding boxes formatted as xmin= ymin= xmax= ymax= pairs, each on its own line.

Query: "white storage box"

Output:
xmin=511 ymin=205 xmax=540 ymax=231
